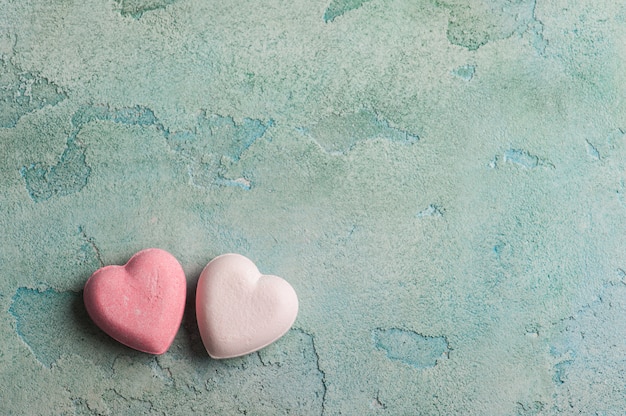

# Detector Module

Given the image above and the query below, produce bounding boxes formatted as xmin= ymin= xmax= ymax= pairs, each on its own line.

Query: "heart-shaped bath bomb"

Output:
xmin=196 ymin=253 xmax=299 ymax=359
xmin=83 ymin=248 xmax=186 ymax=354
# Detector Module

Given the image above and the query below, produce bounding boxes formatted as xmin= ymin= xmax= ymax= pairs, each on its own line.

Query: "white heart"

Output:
xmin=196 ymin=253 xmax=299 ymax=359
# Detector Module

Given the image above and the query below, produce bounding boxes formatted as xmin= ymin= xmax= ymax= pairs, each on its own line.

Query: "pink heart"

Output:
xmin=196 ymin=253 xmax=299 ymax=359
xmin=83 ymin=248 xmax=186 ymax=354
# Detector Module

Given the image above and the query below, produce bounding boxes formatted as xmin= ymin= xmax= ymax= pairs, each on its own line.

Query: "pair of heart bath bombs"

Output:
xmin=83 ymin=249 xmax=299 ymax=358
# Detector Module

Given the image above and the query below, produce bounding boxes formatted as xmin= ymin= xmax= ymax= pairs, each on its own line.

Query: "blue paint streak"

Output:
xmin=303 ymin=109 xmax=419 ymax=154
xmin=452 ymin=64 xmax=476 ymax=81
xmin=20 ymin=137 xmax=91 ymax=202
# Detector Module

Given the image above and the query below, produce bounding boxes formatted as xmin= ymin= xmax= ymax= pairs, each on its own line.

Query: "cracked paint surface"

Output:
xmin=2 ymin=0 xmax=626 ymax=414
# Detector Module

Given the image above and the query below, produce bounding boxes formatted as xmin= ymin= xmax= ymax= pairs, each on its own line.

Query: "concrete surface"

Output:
xmin=1 ymin=0 xmax=626 ymax=414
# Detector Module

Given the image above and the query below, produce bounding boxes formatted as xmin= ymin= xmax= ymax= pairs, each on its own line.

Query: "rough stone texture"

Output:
xmin=1 ymin=0 xmax=626 ymax=414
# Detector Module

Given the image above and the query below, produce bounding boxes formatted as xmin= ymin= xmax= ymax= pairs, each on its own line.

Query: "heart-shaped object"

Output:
xmin=196 ymin=253 xmax=299 ymax=359
xmin=83 ymin=248 xmax=186 ymax=354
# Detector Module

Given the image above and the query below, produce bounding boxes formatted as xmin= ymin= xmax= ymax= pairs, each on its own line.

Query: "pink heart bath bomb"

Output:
xmin=83 ymin=248 xmax=186 ymax=354
xmin=196 ymin=254 xmax=299 ymax=359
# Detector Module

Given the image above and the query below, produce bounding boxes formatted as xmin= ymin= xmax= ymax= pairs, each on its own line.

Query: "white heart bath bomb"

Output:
xmin=196 ymin=253 xmax=299 ymax=359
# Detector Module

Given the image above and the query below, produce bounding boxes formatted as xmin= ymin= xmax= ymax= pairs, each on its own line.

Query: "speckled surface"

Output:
xmin=1 ymin=1 xmax=626 ymax=414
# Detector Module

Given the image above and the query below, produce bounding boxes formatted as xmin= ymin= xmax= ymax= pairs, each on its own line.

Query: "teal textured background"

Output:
xmin=1 ymin=0 xmax=626 ymax=414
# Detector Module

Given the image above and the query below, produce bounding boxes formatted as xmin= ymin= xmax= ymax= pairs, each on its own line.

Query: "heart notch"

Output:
xmin=196 ymin=253 xmax=299 ymax=359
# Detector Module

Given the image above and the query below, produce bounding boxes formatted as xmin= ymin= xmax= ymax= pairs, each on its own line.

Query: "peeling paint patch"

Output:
xmin=549 ymin=282 xmax=626 ymax=412
xmin=167 ymin=113 xmax=272 ymax=189
xmin=20 ymin=138 xmax=91 ymax=202
xmin=114 ymin=0 xmax=178 ymax=18
xmin=324 ymin=0 xmax=372 ymax=22
xmin=8 ymin=287 xmax=121 ymax=369
xmin=20 ymin=104 xmax=159 ymax=202
xmin=20 ymin=104 xmax=267 ymax=200
xmin=436 ymin=0 xmax=544 ymax=51
xmin=300 ymin=109 xmax=419 ymax=155
xmin=490 ymin=148 xmax=551 ymax=170
xmin=585 ymin=139 xmax=600 ymax=160
xmin=417 ymin=204 xmax=444 ymax=218
xmin=0 ymin=58 xmax=66 ymax=128
xmin=504 ymin=148 xmax=539 ymax=169
xmin=452 ymin=64 xmax=476 ymax=81
xmin=373 ymin=328 xmax=449 ymax=369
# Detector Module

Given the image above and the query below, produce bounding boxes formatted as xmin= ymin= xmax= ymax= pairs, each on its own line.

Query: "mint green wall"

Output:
xmin=2 ymin=1 xmax=625 ymax=414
